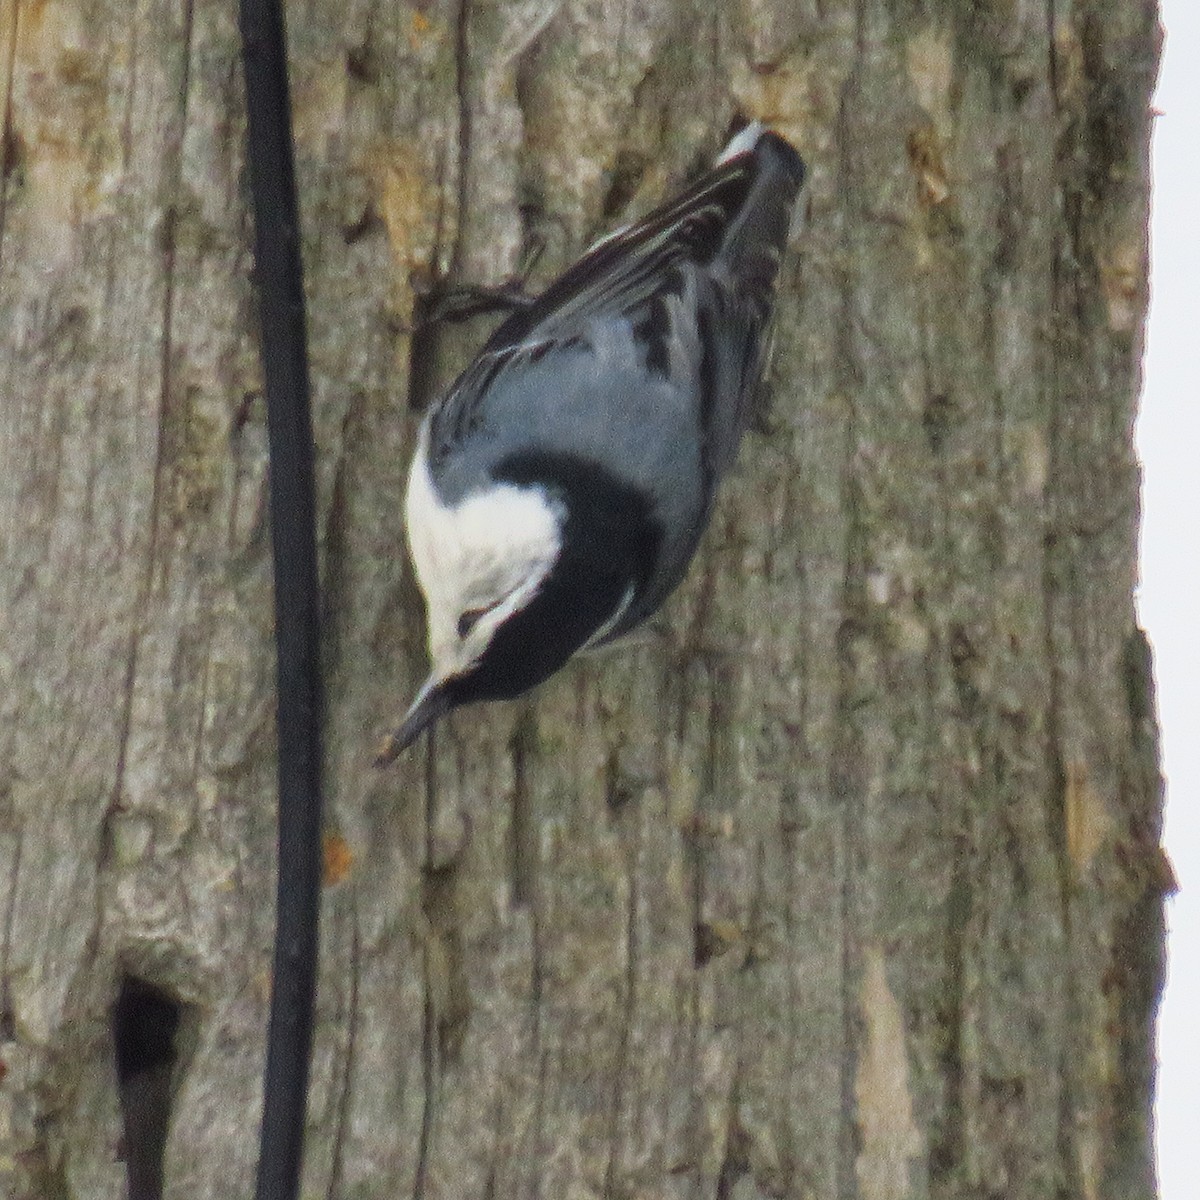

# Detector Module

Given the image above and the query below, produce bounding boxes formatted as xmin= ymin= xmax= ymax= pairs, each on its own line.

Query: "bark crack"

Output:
xmin=450 ymin=0 xmax=473 ymax=281
xmin=509 ymin=710 xmax=536 ymax=907
xmin=327 ymin=899 xmax=362 ymax=1200
xmin=0 ymin=825 xmax=21 ymax=1036
xmin=109 ymin=0 xmax=197 ymax=818
xmin=603 ymin=850 xmax=639 ymax=1198
xmin=833 ymin=27 xmax=867 ymax=1200
xmin=119 ymin=2 xmax=140 ymax=171
xmin=1046 ymin=0 xmax=1062 ymax=108
xmin=0 ymin=0 xmax=20 ymax=260
xmin=414 ymin=729 xmax=441 ymax=1200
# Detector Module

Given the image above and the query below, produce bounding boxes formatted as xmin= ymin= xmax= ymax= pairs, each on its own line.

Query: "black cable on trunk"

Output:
xmin=237 ymin=4 xmax=324 ymax=1198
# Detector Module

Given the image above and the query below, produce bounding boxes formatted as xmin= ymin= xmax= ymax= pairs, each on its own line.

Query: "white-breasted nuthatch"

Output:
xmin=377 ymin=124 xmax=805 ymax=763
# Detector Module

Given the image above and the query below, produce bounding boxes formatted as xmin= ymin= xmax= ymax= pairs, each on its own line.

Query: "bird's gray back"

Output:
xmin=423 ymin=127 xmax=804 ymax=625
xmin=429 ymin=305 xmax=710 ymax=549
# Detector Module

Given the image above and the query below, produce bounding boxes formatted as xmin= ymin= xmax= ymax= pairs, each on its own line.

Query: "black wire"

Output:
xmin=237 ymin=3 xmax=324 ymax=1199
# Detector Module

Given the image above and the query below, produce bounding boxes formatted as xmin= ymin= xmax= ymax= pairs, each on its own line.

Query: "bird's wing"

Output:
xmin=428 ymin=157 xmax=755 ymax=461
xmin=491 ymin=156 xmax=760 ymax=339
xmin=428 ymin=131 xmax=804 ymax=471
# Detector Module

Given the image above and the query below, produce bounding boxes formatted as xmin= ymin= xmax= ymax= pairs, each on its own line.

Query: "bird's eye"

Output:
xmin=457 ymin=605 xmax=495 ymax=639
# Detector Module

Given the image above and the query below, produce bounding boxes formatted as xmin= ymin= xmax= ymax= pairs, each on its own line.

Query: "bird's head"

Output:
xmin=376 ymin=443 xmax=565 ymax=762
xmin=376 ymin=443 xmax=661 ymax=764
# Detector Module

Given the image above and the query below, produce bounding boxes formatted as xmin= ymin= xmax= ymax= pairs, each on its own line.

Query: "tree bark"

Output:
xmin=0 ymin=1 xmax=1166 ymax=1198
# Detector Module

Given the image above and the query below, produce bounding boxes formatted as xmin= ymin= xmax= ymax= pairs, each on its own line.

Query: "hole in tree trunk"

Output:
xmin=111 ymin=975 xmax=186 ymax=1200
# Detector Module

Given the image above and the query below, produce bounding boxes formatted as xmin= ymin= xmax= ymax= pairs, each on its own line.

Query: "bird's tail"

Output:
xmin=693 ymin=126 xmax=805 ymax=480
xmin=713 ymin=123 xmax=806 ymax=301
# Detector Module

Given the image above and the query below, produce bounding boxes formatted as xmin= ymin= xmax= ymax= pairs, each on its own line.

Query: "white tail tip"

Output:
xmin=715 ymin=121 xmax=765 ymax=166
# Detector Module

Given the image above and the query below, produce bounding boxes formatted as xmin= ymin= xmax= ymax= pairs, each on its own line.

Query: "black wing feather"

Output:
xmin=428 ymin=132 xmax=803 ymax=470
xmin=483 ymin=158 xmax=757 ymax=346
xmin=428 ymin=155 xmax=759 ymax=459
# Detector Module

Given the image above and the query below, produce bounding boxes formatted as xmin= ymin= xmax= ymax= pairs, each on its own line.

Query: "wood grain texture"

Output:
xmin=0 ymin=1 xmax=1165 ymax=1197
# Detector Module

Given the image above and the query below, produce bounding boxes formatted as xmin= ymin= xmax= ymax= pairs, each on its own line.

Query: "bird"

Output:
xmin=376 ymin=123 xmax=805 ymax=764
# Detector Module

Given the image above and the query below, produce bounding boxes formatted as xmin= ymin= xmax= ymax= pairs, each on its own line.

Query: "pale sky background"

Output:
xmin=1141 ymin=3 xmax=1198 ymax=1198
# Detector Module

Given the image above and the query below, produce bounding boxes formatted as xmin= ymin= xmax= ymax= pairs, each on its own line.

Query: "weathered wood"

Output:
xmin=0 ymin=1 xmax=1164 ymax=1198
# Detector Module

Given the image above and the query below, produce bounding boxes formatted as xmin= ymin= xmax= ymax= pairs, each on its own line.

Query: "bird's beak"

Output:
xmin=374 ymin=676 xmax=451 ymax=766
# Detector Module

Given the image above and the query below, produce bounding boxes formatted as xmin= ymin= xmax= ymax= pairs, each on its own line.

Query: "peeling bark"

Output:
xmin=0 ymin=1 xmax=1164 ymax=1198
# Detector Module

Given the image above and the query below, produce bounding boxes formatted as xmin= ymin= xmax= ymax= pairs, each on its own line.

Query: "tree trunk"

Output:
xmin=0 ymin=1 xmax=1166 ymax=1198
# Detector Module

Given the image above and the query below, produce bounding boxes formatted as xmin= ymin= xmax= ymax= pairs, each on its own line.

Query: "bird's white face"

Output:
xmin=404 ymin=432 xmax=563 ymax=686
